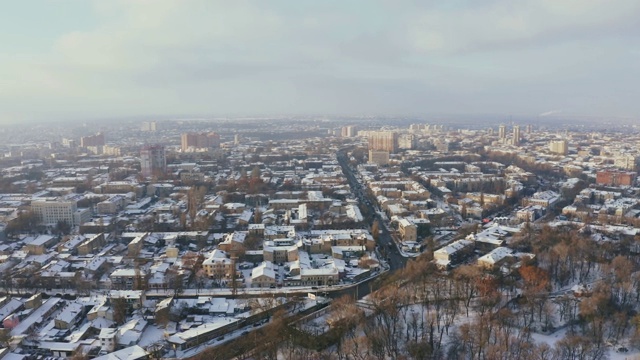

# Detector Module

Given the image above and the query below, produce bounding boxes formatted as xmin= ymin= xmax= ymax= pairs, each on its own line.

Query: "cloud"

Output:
xmin=405 ymin=0 xmax=640 ymax=55
xmin=0 ymin=0 xmax=639 ymax=122
xmin=539 ymin=110 xmax=562 ymax=117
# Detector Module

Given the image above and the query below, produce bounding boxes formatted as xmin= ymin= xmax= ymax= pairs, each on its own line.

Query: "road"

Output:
xmin=336 ymin=150 xmax=407 ymax=272
xmin=0 ymin=276 xmax=383 ymax=301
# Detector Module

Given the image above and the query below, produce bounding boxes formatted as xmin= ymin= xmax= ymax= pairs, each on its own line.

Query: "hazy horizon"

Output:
xmin=2 ymin=0 xmax=639 ymax=123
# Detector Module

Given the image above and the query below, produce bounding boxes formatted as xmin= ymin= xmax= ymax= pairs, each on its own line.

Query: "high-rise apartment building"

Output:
xmin=512 ymin=125 xmax=520 ymax=145
xmin=62 ymin=138 xmax=77 ymax=148
xmin=80 ymin=133 xmax=105 ymax=148
xmin=614 ymin=155 xmax=640 ymax=171
xmin=498 ymin=125 xmax=506 ymax=140
xmin=341 ymin=126 xmax=357 ymax=137
xmin=181 ymin=132 xmax=221 ymax=152
xmin=368 ymin=131 xmax=398 ymax=153
xmin=549 ymin=140 xmax=568 ymax=155
xmin=141 ymin=121 xmax=157 ymax=132
xmin=398 ymin=134 xmax=415 ymax=149
xmin=140 ymin=145 xmax=166 ymax=177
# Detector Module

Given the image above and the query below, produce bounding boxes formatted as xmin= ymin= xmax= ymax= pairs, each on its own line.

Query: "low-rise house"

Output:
xmin=264 ymin=239 xmax=299 ymax=263
xmin=110 ymin=268 xmax=147 ymax=290
xmin=54 ymin=301 xmax=84 ymax=329
xmin=398 ymin=218 xmax=417 ymax=242
xmin=433 ymin=240 xmax=474 ymax=269
xmin=109 ymin=290 xmax=146 ymax=310
xmin=477 ymin=247 xmax=513 ymax=269
xmin=24 ymin=235 xmax=57 ymax=255
xmin=202 ymin=249 xmax=233 ymax=279
xmin=168 ymin=318 xmax=242 ymax=351
xmin=251 ymin=261 xmax=276 ymax=288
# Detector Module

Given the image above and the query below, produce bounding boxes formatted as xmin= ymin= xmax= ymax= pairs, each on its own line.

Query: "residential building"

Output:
xmin=398 ymin=218 xmax=417 ymax=242
xmin=512 ymin=125 xmax=520 ymax=145
xmin=477 ymin=247 xmax=513 ymax=269
xmin=498 ymin=124 xmax=506 ymax=140
xmin=341 ymin=126 xmax=357 ymax=137
xmin=110 ymin=269 xmax=148 ymax=290
xmin=251 ymin=261 xmax=276 ymax=288
xmin=368 ymin=131 xmax=398 ymax=153
xmin=433 ymin=239 xmax=474 ymax=268
xmin=54 ymin=302 xmax=84 ymax=329
xmin=24 ymin=235 xmax=57 ymax=255
xmin=614 ymin=155 xmax=639 ymax=171
xmin=141 ymin=121 xmax=157 ymax=132
xmin=549 ymin=140 xmax=568 ymax=155
xmin=368 ymin=150 xmax=390 ymax=166
xmin=80 ymin=133 xmax=105 ymax=148
xmin=32 ymin=197 xmax=78 ymax=226
xmin=202 ymin=250 xmax=233 ymax=279
xmin=140 ymin=145 xmax=166 ymax=177
xmin=181 ymin=132 xmax=221 ymax=152
xmin=596 ymin=170 xmax=636 ymax=186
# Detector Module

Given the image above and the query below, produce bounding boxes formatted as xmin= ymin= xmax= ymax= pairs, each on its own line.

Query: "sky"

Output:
xmin=1 ymin=0 xmax=639 ymax=123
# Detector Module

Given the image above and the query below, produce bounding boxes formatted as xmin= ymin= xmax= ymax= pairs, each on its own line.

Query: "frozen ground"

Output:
xmin=532 ymin=328 xmax=640 ymax=360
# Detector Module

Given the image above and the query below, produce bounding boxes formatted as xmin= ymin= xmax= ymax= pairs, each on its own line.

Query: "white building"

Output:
xmin=31 ymin=197 xmax=79 ymax=226
xmin=251 ymin=261 xmax=276 ymax=288
xmin=477 ymin=247 xmax=512 ymax=269
xmin=202 ymin=250 xmax=233 ymax=279
xmin=549 ymin=140 xmax=568 ymax=155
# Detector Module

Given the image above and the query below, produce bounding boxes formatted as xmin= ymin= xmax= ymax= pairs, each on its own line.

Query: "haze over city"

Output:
xmin=3 ymin=2 xmax=640 ymax=360
xmin=2 ymin=0 xmax=640 ymax=123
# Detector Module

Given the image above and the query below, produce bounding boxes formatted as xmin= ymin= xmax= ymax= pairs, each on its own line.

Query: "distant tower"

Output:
xmin=234 ymin=134 xmax=240 ymax=145
xmin=526 ymin=124 xmax=532 ymax=134
xmin=181 ymin=132 xmax=220 ymax=152
xmin=141 ymin=121 xmax=157 ymax=132
xmin=80 ymin=132 xmax=105 ymax=147
xmin=341 ymin=126 xmax=357 ymax=137
xmin=513 ymin=125 xmax=521 ymax=145
xmin=140 ymin=145 xmax=166 ymax=177
xmin=498 ymin=124 xmax=506 ymax=140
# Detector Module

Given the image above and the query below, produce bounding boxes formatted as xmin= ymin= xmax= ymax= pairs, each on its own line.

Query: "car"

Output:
xmin=311 ymin=286 xmax=318 ymax=290
xmin=216 ymin=336 xmax=224 ymax=341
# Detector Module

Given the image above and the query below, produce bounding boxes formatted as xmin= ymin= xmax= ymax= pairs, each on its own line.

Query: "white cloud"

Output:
xmin=0 ymin=0 xmax=639 ymax=122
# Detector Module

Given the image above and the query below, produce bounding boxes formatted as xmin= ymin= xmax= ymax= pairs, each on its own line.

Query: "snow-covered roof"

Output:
xmin=478 ymin=247 xmax=512 ymax=265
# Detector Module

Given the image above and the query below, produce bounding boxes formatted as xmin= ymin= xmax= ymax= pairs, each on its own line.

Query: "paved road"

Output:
xmin=337 ymin=150 xmax=407 ymax=272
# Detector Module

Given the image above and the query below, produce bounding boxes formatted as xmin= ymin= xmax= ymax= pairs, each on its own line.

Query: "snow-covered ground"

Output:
xmin=532 ymin=329 xmax=640 ymax=360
